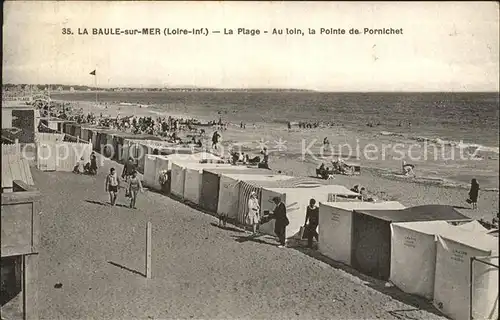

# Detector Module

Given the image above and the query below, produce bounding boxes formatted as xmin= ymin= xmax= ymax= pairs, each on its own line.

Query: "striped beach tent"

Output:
xmin=237 ymin=180 xmax=262 ymax=224
xmin=284 ymin=177 xmax=325 ymax=188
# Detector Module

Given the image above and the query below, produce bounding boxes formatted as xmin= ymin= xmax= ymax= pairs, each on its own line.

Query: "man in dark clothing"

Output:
xmin=122 ymin=157 xmax=137 ymax=196
xmin=271 ymin=196 xmax=288 ymax=248
xmin=90 ymin=152 xmax=98 ymax=175
xmin=212 ymin=131 xmax=220 ymax=150
xmin=304 ymin=198 xmax=319 ymax=248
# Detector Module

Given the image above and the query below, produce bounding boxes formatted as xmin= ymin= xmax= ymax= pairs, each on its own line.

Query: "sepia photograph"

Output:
xmin=1 ymin=1 xmax=499 ymax=320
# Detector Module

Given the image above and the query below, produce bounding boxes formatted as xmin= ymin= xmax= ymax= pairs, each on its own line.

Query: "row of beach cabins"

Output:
xmin=16 ymin=120 xmax=500 ymax=320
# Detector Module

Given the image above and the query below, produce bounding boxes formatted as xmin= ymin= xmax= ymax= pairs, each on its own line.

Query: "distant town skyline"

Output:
xmin=3 ymin=1 xmax=499 ymax=92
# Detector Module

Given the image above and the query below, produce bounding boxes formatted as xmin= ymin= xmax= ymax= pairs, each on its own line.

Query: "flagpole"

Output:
xmin=94 ymin=68 xmax=98 ymax=106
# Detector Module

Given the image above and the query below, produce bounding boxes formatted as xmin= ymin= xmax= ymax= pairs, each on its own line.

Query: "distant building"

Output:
xmin=2 ymin=103 xmax=38 ymax=143
xmin=57 ymin=86 xmax=63 ymax=91
xmin=70 ymin=87 xmax=75 ymax=92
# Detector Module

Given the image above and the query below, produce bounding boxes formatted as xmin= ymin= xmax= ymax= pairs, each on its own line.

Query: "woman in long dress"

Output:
xmin=246 ymin=191 xmax=260 ymax=235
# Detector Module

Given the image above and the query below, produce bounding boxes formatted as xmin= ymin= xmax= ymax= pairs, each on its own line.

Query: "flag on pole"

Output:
xmin=89 ymin=70 xmax=96 ymax=76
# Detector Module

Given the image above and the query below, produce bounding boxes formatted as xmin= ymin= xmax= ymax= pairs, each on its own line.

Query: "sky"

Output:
xmin=2 ymin=1 xmax=499 ymax=91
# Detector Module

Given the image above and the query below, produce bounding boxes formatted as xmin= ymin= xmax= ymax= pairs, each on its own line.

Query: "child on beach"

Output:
xmin=128 ymin=171 xmax=144 ymax=209
xmin=105 ymin=168 xmax=120 ymax=206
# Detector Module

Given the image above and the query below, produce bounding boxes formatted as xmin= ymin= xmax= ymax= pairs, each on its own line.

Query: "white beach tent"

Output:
xmin=183 ymin=163 xmax=247 ymax=205
xmin=319 ymin=201 xmax=405 ymax=266
xmin=169 ymin=161 xmax=242 ymax=201
xmin=390 ymin=220 xmax=451 ymax=300
xmin=217 ymin=173 xmax=294 ymax=220
xmin=433 ymin=229 xmax=498 ymax=320
xmin=259 ymin=185 xmax=360 ymax=239
xmin=143 ymin=152 xmax=222 ymax=191
xmin=143 ymin=154 xmax=170 ymax=190
xmin=390 ymin=220 xmax=496 ymax=301
xmin=456 ymin=220 xmax=490 ymax=233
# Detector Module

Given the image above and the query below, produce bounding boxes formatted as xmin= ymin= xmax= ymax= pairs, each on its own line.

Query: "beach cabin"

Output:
xmin=199 ymin=168 xmax=274 ymax=213
xmin=318 ymin=201 xmax=405 ymax=266
xmin=1 ymin=180 xmax=41 ymax=320
xmin=184 ymin=164 xmax=252 ymax=206
xmin=2 ymin=103 xmax=37 ymax=143
xmin=217 ymin=173 xmax=294 ymax=221
xmin=1 ymin=154 xmax=34 ymax=193
xmin=143 ymin=152 xmax=223 ymax=191
xmin=234 ymin=177 xmax=317 ymax=225
xmin=390 ymin=220 xmax=494 ymax=301
xmin=169 ymin=162 xmax=245 ymax=202
xmin=259 ymin=185 xmax=360 ymax=239
xmin=351 ymin=205 xmax=471 ymax=281
xmin=433 ymin=228 xmax=498 ymax=320
xmin=38 ymin=117 xmax=65 ymax=133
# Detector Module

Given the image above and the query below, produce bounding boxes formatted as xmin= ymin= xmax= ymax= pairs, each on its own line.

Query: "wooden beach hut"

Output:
xmin=73 ymin=124 xmax=82 ymax=140
xmin=351 ymin=205 xmax=471 ymax=281
xmin=1 ymin=155 xmax=34 ymax=193
xmin=318 ymin=201 xmax=406 ymax=266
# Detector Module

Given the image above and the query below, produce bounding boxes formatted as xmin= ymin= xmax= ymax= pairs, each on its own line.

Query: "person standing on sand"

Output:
xmin=105 ymin=168 xmax=120 ymax=206
xmin=90 ymin=152 xmax=98 ymax=175
xmin=304 ymin=199 xmax=319 ymax=249
xmin=468 ymin=179 xmax=479 ymax=209
xmin=271 ymin=196 xmax=289 ymax=248
xmin=128 ymin=170 xmax=144 ymax=209
xmin=212 ymin=131 xmax=221 ymax=150
xmin=246 ymin=191 xmax=260 ymax=235
xmin=122 ymin=157 xmax=137 ymax=196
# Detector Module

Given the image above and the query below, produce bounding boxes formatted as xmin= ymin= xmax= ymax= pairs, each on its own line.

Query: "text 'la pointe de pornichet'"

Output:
xmin=63 ymin=27 xmax=404 ymax=36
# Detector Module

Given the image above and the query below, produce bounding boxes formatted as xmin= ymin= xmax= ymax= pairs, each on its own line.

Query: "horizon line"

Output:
xmin=3 ymin=83 xmax=499 ymax=94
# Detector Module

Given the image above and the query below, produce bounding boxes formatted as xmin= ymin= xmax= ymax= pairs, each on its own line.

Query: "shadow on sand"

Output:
xmin=108 ymin=261 xmax=145 ymax=277
xmin=232 ymin=234 xmax=278 ymax=247
xmin=291 ymin=244 xmax=447 ymax=319
xmin=209 ymin=222 xmax=245 ymax=233
xmin=453 ymin=205 xmax=472 ymax=210
xmin=85 ymin=200 xmax=129 ymax=208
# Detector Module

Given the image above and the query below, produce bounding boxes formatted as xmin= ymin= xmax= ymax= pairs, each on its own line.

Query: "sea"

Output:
xmin=51 ymin=91 xmax=500 ymax=190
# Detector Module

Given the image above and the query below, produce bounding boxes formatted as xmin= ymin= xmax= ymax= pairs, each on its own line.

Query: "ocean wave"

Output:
xmin=379 ymin=172 xmax=499 ymax=192
xmin=378 ymin=131 xmax=500 ymax=154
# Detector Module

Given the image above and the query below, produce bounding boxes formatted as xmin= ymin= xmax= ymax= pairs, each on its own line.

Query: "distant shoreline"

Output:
xmin=3 ymin=84 xmax=500 ymax=94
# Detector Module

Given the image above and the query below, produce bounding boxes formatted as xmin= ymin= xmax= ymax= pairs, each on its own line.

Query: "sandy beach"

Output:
xmin=59 ymin=98 xmax=499 ymax=222
xmin=34 ymin=154 xmax=451 ymax=320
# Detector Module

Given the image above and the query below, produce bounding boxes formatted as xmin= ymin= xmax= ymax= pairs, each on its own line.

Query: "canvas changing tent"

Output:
xmin=390 ymin=220 xmax=496 ymax=301
xmin=143 ymin=154 xmax=170 ymax=190
xmin=351 ymin=205 xmax=471 ymax=281
xmin=259 ymin=185 xmax=360 ymax=239
xmin=217 ymin=173 xmax=294 ymax=221
xmin=184 ymin=164 xmax=248 ymax=205
xmin=433 ymin=228 xmax=498 ymax=320
xmin=143 ymin=152 xmax=222 ymax=191
xmin=199 ymin=168 xmax=274 ymax=213
xmin=169 ymin=161 xmax=243 ymax=202
xmin=318 ymin=201 xmax=405 ymax=266
xmin=236 ymin=177 xmax=329 ymax=225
